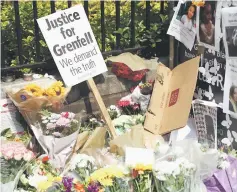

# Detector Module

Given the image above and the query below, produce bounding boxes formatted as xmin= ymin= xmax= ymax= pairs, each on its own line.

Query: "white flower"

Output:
xmin=41 ymin=116 xmax=47 ymax=120
xmin=14 ymin=153 xmax=23 ymax=161
xmin=219 ymin=152 xmax=228 ymax=160
xmin=109 ymin=105 xmax=117 ymax=110
xmin=156 ymin=172 xmax=167 ymax=181
xmin=157 ymin=143 xmax=170 ymax=155
xmin=70 ymin=154 xmax=95 ymax=170
xmin=42 ymin=119 xmax=49 ymax=124
xmin=28 ymin=174 xmax=47 ymax=188
xmin=23 ymin=151 xmax=34 ymax=161
xmin=90 ymin=118 xmax=97 ymax=123
xmin=221 ymin=138 xmax=231 ymax=147
xmin=219 ymin=161 xmax=230 ymax=169
xmin=20 ymin=174 xmax=29 ymax=185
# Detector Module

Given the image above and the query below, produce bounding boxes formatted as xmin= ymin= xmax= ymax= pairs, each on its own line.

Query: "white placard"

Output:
xmin=37 ymin=5 xmax=107 ymax=87
xmin=125 ymin=147 xmax=154 ymax=166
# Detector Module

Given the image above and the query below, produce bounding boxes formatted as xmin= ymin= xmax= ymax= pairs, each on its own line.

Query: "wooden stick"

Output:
xmin=87 ymin=78 xmax=117 ymax=139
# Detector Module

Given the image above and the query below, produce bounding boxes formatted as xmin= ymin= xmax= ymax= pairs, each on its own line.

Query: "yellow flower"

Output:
xmin=37 ymin=181 xmax=53 ymax=191
xmin=24 ymin=84 xmax=44 ymax=97
xmin=134 ymin=164 xmax=152 ymax=172
xmin=44 ymin=81 xmax=65 ymax=97
xmin=89 ymin=166 xmax=124 ymax=187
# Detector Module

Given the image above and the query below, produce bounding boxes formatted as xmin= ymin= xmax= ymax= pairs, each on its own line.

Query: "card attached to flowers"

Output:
xmin=125 ymin=147 xmax=154 ymax=166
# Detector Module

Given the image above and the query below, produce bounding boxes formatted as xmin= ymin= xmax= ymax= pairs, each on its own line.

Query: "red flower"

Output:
xmin=42 ymin=156 xmax=49 ymax=163
xmin=63 ymin=112 xmax=69 ymax=118
xmin=118 ymin=100 xmax=130 ymax=107
xmin=132 ymin=169 xmax=138 ymax=178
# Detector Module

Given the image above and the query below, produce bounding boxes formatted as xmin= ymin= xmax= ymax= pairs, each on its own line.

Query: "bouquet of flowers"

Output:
xmin=30 ymin=109 xmax=80 ymax=169
xmin=65 ymin=154 xmax=96 ymax=186
xmin=0 ymin=141 xmax=35 ymax=192
xmin=86 ymin=165 xmax=129 ymax=192
xmin=7 ymin=81 xmax=70 ymax=125
xmin=1 ymin=128 xmax=31 ymax=146
xmin=112 ymin=114 xmax=145 ymax=135
xmin=153 ymin=157 xmax=196 ymax=192
xmin=117 ymin=100 xmax=140 ymax=115
xmin=130 ymin=164 xmax=153 ymax=192
xmin=111 ymin=62 xmax=148 ymax=82
xmin=16 ymin=155 xmax=60 ymax=191
xmin=107 ymin=105 xmax=121 ymax=120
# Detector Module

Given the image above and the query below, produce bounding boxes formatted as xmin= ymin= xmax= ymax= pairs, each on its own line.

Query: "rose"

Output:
xmin=14 ymin=152 xmax=23 ymax=161
xmin=4 ymin=150 xmax=14 ymax=160
xmin=23 ymin=151 xmax=34 ymax=161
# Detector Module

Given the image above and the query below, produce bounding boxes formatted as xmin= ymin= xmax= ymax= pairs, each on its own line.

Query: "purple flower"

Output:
xmin=87 ymin=182 xmax=100 ymax=192
xmin=62 ymin=176 xmax=73 ymax=192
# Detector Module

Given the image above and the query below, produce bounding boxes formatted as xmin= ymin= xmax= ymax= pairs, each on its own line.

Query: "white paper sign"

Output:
xmin=125 ymin=147 xmax=154 ymax=166
xmin=37 ymin=5 xmax=107 ymax=87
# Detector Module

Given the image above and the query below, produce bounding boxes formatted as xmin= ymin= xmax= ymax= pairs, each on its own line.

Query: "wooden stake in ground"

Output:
xmin=87 ymin=78 xmax=117 ymax=139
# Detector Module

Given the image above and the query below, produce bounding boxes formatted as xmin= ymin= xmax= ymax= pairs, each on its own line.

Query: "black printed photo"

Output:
xmin=225 ymin=26 xmax=237 ymax=57
xmin=176 ymin=2 xmax=196 ymax=31
xmin=199 ymin=1 xmax=216 ymax=46
xmin=229 ymin=85 xmax=237 ymax=113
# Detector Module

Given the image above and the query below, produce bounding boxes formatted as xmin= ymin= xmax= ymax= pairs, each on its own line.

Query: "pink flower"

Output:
xmin=56 ymin=117 xmax=70 ymax=127
xmin=4 ymin=150 xmax=14 ymax=160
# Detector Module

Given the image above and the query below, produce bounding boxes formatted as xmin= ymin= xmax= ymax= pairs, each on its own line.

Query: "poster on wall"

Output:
xmin=192 ymin=100 xmax=217 ymax=149
xmin=222 ymin=7 xmax=237 ymax=59
xmin=196 ymin=1 xmax=222 ymax=51
xmin=167 ymin=0 xmax=197 ymax=50
xmin=179 ymin=38 xmax=199 ymax=63
xmin=194 ymin=48 xmax=225 ymax=104
xmin=223 ymin=59 xmax=237 ymax=118
xmin=217 ymin=107 xmax=237 ymax=149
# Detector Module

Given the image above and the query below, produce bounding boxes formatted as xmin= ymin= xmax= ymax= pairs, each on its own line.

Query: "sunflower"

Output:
xmin=24 ymin=84 xmax=44 ymax=96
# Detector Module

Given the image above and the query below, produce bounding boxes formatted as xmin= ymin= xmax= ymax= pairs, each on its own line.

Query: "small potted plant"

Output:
xmin=20 ymin=68 xmax=33 ymax=81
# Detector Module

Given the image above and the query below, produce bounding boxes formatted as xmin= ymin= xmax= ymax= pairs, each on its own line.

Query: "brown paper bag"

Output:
xmin=73 ymin=131 xmax=90 ymax=152
xmin=109 ymin=124 xmax=145 ymax=156
xmin=80 ymin=127 xmax=107 ymax=153
xmin=144 ymin=56 xmax=200 ymax=135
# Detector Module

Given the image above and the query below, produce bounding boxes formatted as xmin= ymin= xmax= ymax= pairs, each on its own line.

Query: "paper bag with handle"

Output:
xmin=144 ymin=56 xmax=200 ymax=135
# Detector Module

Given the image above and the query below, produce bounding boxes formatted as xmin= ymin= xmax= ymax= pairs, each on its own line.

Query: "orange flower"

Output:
xmin=74 ymin=183 xmax=85 ymax=192
xmin=42 ymin=156 xmax=49 ymax=163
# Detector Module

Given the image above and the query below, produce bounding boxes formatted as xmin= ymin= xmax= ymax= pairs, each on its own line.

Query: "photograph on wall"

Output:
xmin=223 ymin=59 xmax=237 ymax=118
xmin=194 ymin=48 xmax=225 ymax=104
xmin=197 ymin=1 xmax=222 ymax=51
xmin=167 ymin=0 xmax=197 ymax=50
xmin=192 ymin=100 xmax=217 ymax=149
xmin=222 ymin=7 xmax=237 ymax=58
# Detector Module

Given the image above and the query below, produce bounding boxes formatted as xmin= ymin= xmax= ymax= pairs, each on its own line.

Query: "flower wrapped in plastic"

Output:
xmin=30 ymin=108 xmax=81 ymax=169
xmin=0 ymin=141 xmax=35 ymax=192
xmin=153 ymin=156 xmax=196 ymax=192
xmin=129 ymin=164 xmax=153 ymax=192
xmin=64 ymin=153 xmax=97 ymax=186
xmin=7 ymin=81 xmax=70 ymax=125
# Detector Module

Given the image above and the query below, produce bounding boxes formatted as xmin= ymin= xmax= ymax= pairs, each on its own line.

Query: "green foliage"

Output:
xmin=1 ymin=1 xmax=169 ymax=67
xmin=19 ymin=68 xmax=32 ymax=74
